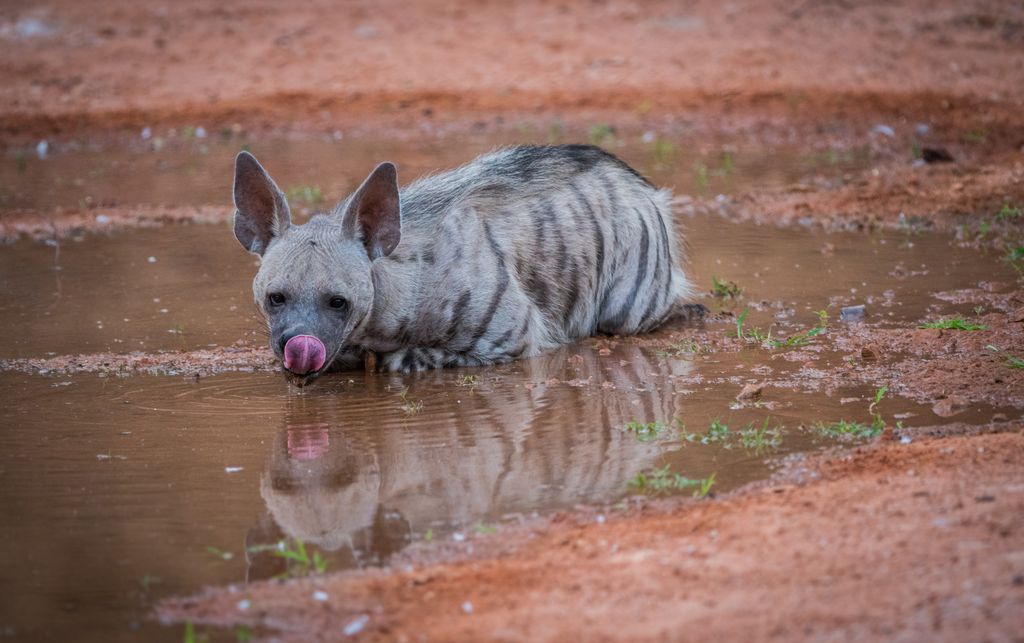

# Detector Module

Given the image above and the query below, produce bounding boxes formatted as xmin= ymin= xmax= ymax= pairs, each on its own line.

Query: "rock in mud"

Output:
xmin=737 ymin=382 xmax=764 ymax=401
xmin=932 ymin=395 xmax=969 ymax=417
xmin=921 ymin=147 xmax=954 ymax=164
xmin=860 ymin=345 xmax=881 ymax=361
xmin=840 ymin=305 xmax=866 ymax=323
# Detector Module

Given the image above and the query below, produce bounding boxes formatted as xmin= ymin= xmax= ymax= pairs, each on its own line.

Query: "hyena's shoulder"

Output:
xmin=399 ymin=145 xmax=651 ymax=222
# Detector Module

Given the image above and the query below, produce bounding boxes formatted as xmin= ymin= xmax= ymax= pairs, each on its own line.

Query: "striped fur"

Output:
xmin=233 ymin=145 xmax=699 ymax=378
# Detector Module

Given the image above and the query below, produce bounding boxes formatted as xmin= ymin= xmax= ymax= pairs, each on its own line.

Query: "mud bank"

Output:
xmin=3 ymin=0 xmax=1024 ymax=144
xmin=157 ymin=428 xmax=1024 ymax=642
xmin=699 ymin=152 xmax=1024 ymax=233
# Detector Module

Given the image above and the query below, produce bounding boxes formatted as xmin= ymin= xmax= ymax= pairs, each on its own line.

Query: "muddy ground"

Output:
xmin=3 ymin=0 xmax=1024 ymax=641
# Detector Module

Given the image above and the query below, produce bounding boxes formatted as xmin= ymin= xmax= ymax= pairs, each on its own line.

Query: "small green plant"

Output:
xmin=456 ymin=374 xmax=478 ymax=389
xmin=978 ymin=219 xmax=991 ymax=239
xmin=473 ymin=522 xmax=497 ymax=535
xmin=628 ymin=464 xmax=716 ymax=497
xmin=184 ymin=621 xmax=196 ymax=643
xmin=737 ymin=418 xmax=783 ymax=450
xmin=918 ymin=317 xmax=986 ymax=331
xmin=997 ymin=203 xmax=1021 ymax=221
xmin=711 ymin=276 xmax=742 ymax=299
xmin=963 ymin=129 xmax=988 ymax=143
xmin=248 ymin=538 xmax=327 ymax=577
xmin=695 ymin=472 xmax=716 ymax=498
xmin=235 ymin=626 xmax=253 ymax=642
xmin=719 ymin=151 xmax=734 ymax=175
xmin=424 ymin=528 xmax=433 ymax=542
xmin=813 ymin=420 xmax=882 ymax=440
xmin=869 ymin=385 xmax=888 ymax=433
xmin=973 ymin=305 xmax=987 ymax=315
xmin=286 ymin=185 xmax=324 ymax=206
xmin=588 ymin=123 xmax=615 ymax=145
xmin=735 ymin=308 xmax=749 ymax=340
xmin=987 ymin=344 xmax=1024 ymax=369
xmin=649 ymin=137 xmax=675 ymax=165
xmin=702 ymin=419 xmax=731 ymax=444
xmin=205 ymin=546 xmax=234 ymax=561
xmin=139 ymin=574 xmax=162 ymax=591
xmin=657 ymin=338 xmax=703 ymax=358
xmin=771 ymin=326 xmax=824 ymax=348
xmin=694 ymin=162 xmax=709 ymax=194
xmin=1006 ymin=245 xmax=1024 ymax=274
xmin=400 ymin=387 xmax=423 ymax=415
xmin=623 ymin=420 xmax=669 ymax=442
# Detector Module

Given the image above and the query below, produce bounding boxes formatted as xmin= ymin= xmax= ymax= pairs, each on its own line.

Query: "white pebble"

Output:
xmin=236 ymin=599 xmax=251 ymax=611
xmin=343 ymin=615 xmax=368 ymax=636
xmin=141 ymin=127 xmax=152 ymax=140
xmin=452 ymin=532 xmax=465 ymax=542
xmin=224 ymin=466 xmax=244 ymax=474
xmin=147 ymin=256 xmax=156 ymax=263
xmin=95 ymin=214 xmax=111 ymax=224
xmin=36 ymin=140 xmax=49 ymax=159
xmin=195 ymin=126 xmax=207 ymax=139
xmin=313 ymin=590 xmax=329 ymax=602
xmin=461 ymin=601 xmax=474 ymax=614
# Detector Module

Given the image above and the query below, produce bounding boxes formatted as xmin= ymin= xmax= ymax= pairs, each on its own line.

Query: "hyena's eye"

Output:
xmin=328 ymin=296 xmax=349 ymax=311
xmin=267 ymin=292 xmax=286 ymax=307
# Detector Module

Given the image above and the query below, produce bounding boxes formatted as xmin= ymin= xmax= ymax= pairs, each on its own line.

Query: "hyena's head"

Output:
xmin=232 ymin=151 xmax=401 ymax=384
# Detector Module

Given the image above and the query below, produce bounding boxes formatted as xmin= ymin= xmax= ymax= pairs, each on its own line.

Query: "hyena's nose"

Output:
xmin=283 ymin=335 xmax=327 ymax=374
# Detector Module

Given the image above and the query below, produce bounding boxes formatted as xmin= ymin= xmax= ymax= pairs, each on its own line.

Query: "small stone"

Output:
xmin=736 ymin=382 xmax=763 ymax=401
xmin=461 ymin=601 xmax=474 ymax=614
xmin=343 ymin=615 xmax=369 ymax=636
xmin=840 ymin=305 xmax=865 ymax=323
xmin=236 ymin=599 xmax=251 ymax=611
xmin=871 ymin=124 xmax=895 ymax=138
xmin=932 ymin=395 xmax=968 ymax=417
xmin=313 ymin=590 xmax=329 ymax=602
xmin=860 ymin=345 xmax=881 ymax=361
xmin=921 ymin=147 xmax=954 ymax=163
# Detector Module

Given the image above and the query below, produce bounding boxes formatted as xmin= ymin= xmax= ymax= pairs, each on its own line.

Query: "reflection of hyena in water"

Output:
xmin=232 ymin=145 xmax=704 ymax=383
xmin=249 ymin=345 xmax=693 ymax=565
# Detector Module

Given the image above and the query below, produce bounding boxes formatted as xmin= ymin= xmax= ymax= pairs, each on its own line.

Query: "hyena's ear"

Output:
xmin=340 ymin=162 xmax=401 ymax=259
xmin=232 ymin=151 xmax=291 ymax=255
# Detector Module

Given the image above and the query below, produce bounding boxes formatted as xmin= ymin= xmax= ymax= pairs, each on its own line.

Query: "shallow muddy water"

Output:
xmin=0 ymin=136 xmax=1019 ymax=642
xmin=1 ymin=133 xmax=867 ymax=212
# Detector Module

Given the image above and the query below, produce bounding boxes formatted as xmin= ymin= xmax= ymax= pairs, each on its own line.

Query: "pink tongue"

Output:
xmin=283 ymin=335 xmax=327 ymax=374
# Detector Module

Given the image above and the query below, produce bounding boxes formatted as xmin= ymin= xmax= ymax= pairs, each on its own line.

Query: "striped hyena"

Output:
xmin=232 ymin=145 xmax=702 ymax=382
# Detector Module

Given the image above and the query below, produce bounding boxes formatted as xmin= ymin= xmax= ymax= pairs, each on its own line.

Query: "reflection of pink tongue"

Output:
xmin=283 ymin=335 xmax=326 ymax=374
xmin=287 ymin=423 xmax=330 ymax=461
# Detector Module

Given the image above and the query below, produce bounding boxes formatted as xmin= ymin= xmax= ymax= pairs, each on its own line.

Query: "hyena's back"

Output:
xmin=367 ymin=145 xmax=693 ymax=370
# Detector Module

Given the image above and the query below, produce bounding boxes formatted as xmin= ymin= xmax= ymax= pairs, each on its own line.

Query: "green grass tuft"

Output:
xmin=711 ymin=276 xmax=742 ymax=299
xmin=918 ymin=317 xmax=986 ymax=331
xmin=813 ymin=420 xmax=882 ymax=440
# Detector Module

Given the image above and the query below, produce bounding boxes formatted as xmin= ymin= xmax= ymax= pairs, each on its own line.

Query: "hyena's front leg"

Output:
xmin=378 ymin=347 xmax=492 ymax=373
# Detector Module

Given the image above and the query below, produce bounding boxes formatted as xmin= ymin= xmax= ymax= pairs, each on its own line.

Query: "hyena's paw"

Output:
xmin=379 ymin=348 xmax=487 ymax=373
xmin=669 ymin=302 xmax=710 ymax=323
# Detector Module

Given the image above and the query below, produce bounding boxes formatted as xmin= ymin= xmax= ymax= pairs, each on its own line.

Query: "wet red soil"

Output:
xmin=158 ymin=429 xmax=1024 ymax=642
